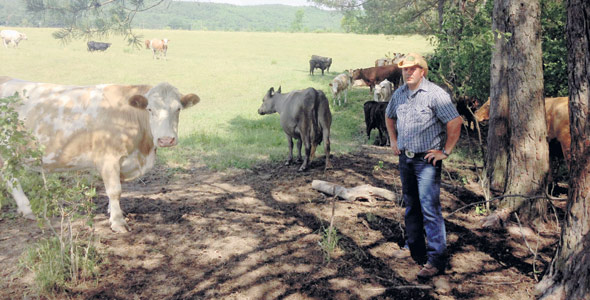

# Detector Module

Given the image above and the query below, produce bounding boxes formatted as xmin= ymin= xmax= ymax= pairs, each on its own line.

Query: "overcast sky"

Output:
xmin=190 ymin=0 xmax=313 ymax=6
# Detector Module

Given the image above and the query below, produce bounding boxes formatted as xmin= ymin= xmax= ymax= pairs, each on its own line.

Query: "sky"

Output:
xmin=189 ymin=0 xmax=313 ymax=6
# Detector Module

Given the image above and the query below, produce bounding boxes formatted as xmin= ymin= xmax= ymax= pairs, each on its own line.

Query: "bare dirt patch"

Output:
xmin=0 ymin=144 xmax=561 ymax=299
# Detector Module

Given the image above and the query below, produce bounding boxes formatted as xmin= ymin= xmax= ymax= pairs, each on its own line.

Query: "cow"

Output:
xmin=87 ymin=41 xmax=112 ymax=52
xmin=309 ymin=55 xmax=332 ymax=76
xmin=375 ymin=53 xmax=405 ymax=67
xmin=1 ymin=30 xmax=27 ymax=48
xmin=373 ymin=79 xmax=393 ymax=102
xmin=146 ymin=38 xmax=169 ymax=60
xmin=351 ymin=64 xmax=402 ymax=92
xmin=474 ymin=96 xmax=570 ymax=166
xmin=375 ymin=57 xmax=393 ymax=67
xmin=0 ymin=77 xmax=200 ymax=232
xmin=257 ymin=87 xmax=332 ymax=172
xmin=363 ymin=101 xmax=389 ymax=146
xmin=455 ymin=96 xmax=479 ymax=131
xmin=329 ymin=73 xmax=352 ymax=106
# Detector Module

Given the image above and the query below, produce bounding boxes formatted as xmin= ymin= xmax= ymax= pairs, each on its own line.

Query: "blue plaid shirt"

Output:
xmin=385 ymin=78 xmax=459 ymax=153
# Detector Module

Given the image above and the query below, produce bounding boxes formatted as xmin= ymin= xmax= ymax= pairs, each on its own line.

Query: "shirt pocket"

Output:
xmin=415 ymin=107 xmax=433 ymax=124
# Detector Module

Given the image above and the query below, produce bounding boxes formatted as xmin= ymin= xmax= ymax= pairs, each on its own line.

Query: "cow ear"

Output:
xmin=180 ymin=93 xmax=200 ymax=109
xmin=277 ymin=86 xmax=281 ymax=94
xmin=268 ymin=87 xmax=274 ymax=97
xmin=129 ymin=95 xmax=148 ymax=109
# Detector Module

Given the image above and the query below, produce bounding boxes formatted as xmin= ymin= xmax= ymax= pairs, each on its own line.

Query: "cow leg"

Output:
xmin=296 ymin=139 xmax=303 ymax=163
xmin=323 ymin=126 xmax=332 ymax=170
xmin=344 ymin=90 xmax=348 ymax=105
xmin=2 ymin=176 xmax=35 ymax=220
xmin=98 ymin=160 xmax=129 ymax=232
xmin=299 ymin=136 xmax=311 ymax=172
xmin=285 ymin=135 xmax=294 ymax=165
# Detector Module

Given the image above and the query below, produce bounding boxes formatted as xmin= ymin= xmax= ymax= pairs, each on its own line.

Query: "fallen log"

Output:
xmin=311 ymin=180 xmax=396 ymax=203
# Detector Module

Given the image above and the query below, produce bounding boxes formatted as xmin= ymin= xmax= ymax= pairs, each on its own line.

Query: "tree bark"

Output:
xmin=536 ymin=0 xmax=590 ymax=298
xmin=486 ymin=0 xmax=549 ymax=222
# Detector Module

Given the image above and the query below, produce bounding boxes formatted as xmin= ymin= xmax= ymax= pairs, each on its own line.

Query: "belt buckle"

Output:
xmin=404 ymin=150 xmax=415 ymax=158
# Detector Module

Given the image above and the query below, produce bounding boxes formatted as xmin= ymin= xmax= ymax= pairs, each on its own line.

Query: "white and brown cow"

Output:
xmin=1 ymin=30 xmax=27 ymax=48
xmin=329 ymin=73 xmax=352 ymax=106
xmin=0 ymin=76 xmax=200 ymax=232
xmin=145 ymin=38 xmax=169 ymax=60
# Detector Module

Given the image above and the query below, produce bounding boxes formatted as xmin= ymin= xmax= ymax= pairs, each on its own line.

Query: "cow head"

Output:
xmin=258 ymin=86 xmax=281 ymax=115
xmin=129 ymin=82 xmax=200 ymax=148
xmin=351 ymin=69 xmax=361 ymax=80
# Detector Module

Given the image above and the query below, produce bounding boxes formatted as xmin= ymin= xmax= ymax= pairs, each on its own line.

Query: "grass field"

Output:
xmin=0 ymin=27 xmax=433 ymax=169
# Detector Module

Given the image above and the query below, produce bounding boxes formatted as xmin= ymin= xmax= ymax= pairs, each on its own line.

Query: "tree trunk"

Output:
xmin=536 ymin=0 xmax=590 ymax=298
xmin=487 ymin=0 xmax=549 ymax=220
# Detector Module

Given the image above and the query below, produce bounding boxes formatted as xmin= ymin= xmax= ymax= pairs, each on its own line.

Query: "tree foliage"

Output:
xmin=427 ymin=0 xmax=494 ymax=102
xmin=313 ymin=0 xmax=439 ymax=34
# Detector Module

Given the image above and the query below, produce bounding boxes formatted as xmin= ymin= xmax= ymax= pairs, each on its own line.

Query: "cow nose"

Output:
xmin=158 ymin=137 xmax=176 ymax=147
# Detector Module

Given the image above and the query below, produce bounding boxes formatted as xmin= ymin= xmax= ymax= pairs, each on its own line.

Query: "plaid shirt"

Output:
xmin=385 ymin=78 xmax=459 ymax=153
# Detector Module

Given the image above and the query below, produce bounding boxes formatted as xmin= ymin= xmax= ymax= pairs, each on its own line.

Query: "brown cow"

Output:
xmin=351 ymin=65 xmax=402 ymax=92
xmin=474 ymin=97 xmax=570 ymax=163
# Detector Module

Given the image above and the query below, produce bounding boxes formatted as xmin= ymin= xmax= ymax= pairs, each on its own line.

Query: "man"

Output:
xmin=385 ymin=53 xmax=462 ymax=279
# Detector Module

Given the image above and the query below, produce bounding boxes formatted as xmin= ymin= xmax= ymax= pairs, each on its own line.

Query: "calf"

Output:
xmin=1 ymin=30 xmax=27 ymax=48
xmin=352 ymin=64 xmax=402 ymax=92
xmin=373 ymin=79 xmax=393 ymax=102
xmin=0 ymin=77 xmax=200 ymax=232
xmin=363 ymin=101 xmax=389 ymax=146
xmin=309 ymin=55 xmax=332 ymax=76
xmin=329 ymin=73 xmax=352 ymax=106
xmin=87 ymin=41 xmax=112 ymax=52
xmin=258 ymin=87 xmax=332 ymax=171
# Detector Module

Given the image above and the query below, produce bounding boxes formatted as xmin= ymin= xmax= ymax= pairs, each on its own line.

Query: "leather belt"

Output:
xmin=404 ymin=150 xmax=426 ymax=158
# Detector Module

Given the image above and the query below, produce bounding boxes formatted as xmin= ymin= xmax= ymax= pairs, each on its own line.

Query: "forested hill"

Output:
xmin=0 ymin=0 xmax=343 ymax=33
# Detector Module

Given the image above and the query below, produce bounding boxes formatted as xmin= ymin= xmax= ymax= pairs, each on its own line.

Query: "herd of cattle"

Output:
xmin=1 ymin=29 xmax=168 ymax=59
xmin=0 ymin=46 xmax=572 ymax=232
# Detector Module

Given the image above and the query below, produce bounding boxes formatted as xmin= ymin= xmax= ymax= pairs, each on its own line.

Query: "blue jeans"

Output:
xmin=399 ymin=153 xmax=446 ymax=270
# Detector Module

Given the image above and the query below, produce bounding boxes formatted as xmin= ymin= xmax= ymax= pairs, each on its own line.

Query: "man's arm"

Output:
xmin=425 ymin=116 xmax=462 ymax=165
xmin=386 ymin=116 xmax=400 ymax=155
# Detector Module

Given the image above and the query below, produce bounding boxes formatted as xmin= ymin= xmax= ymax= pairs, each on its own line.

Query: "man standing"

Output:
xmin=385 ymin=53 xmax=462 ymax=279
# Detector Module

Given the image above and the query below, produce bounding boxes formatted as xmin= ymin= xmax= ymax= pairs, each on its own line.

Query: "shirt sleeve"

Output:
xmin=386 ymin=88 xmax=403 ymax=119
xmin=432 ymin=88 xmax=460 ymax=124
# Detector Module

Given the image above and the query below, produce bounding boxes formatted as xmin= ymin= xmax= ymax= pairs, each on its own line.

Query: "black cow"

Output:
xmin=87 ymin=41 xmax=112 ymax=52
xmin=455 ymin=96 xmax=479 ymax=131
xmin=363 ymin=101 xmax=389 ymax=146
xmin=309 ymin=55 xmax=332 ymax=76
xmin=258 ymin=86 xmax=332 ymax=171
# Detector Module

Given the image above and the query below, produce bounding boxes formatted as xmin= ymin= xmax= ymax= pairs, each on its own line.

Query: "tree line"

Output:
xmin=0 ymin=1 xmax=342 ymax=33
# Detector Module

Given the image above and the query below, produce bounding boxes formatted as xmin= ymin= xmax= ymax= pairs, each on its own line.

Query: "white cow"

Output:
xmin=329 ymin=73 xmax=352 ymax=106
xmin=374 ymin=79 xmax=393 ymax=102
xmin=0 ymin=30 xmax=27 ymax=48
xmin=0 ymin=77 xmax=200 ymax=232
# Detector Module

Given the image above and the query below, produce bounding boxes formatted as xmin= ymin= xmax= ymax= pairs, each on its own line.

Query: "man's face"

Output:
xmin=402 ymin=66 xmax=424 ymax=86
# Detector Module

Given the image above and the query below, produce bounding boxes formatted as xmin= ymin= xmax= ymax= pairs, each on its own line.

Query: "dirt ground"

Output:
xmin=0 ymin=143 xmax=564 ymax=300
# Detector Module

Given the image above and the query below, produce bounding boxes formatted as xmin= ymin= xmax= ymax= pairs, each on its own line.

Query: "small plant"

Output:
xmin=318 ymin=225 xmax=340 ymax=262
xmin=366 ymin=212 xmax=377 ymax=223
xmin=475 ymin=204 xmax=487 ymax=215
xmin=373 ymin=160 xmax=385 ymax=171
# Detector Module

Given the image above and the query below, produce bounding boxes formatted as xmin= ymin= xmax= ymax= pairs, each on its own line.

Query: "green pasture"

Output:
xmin=0 ymin=28 xmax=433 ymax=170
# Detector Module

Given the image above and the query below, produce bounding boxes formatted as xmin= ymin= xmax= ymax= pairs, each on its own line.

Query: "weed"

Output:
xmin=318 ymin=225 xmax=340 ymax=262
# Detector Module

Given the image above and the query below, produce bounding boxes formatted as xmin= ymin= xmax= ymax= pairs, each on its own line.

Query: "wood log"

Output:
xmin=311 ymin=180 xmax=396 ymax=203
